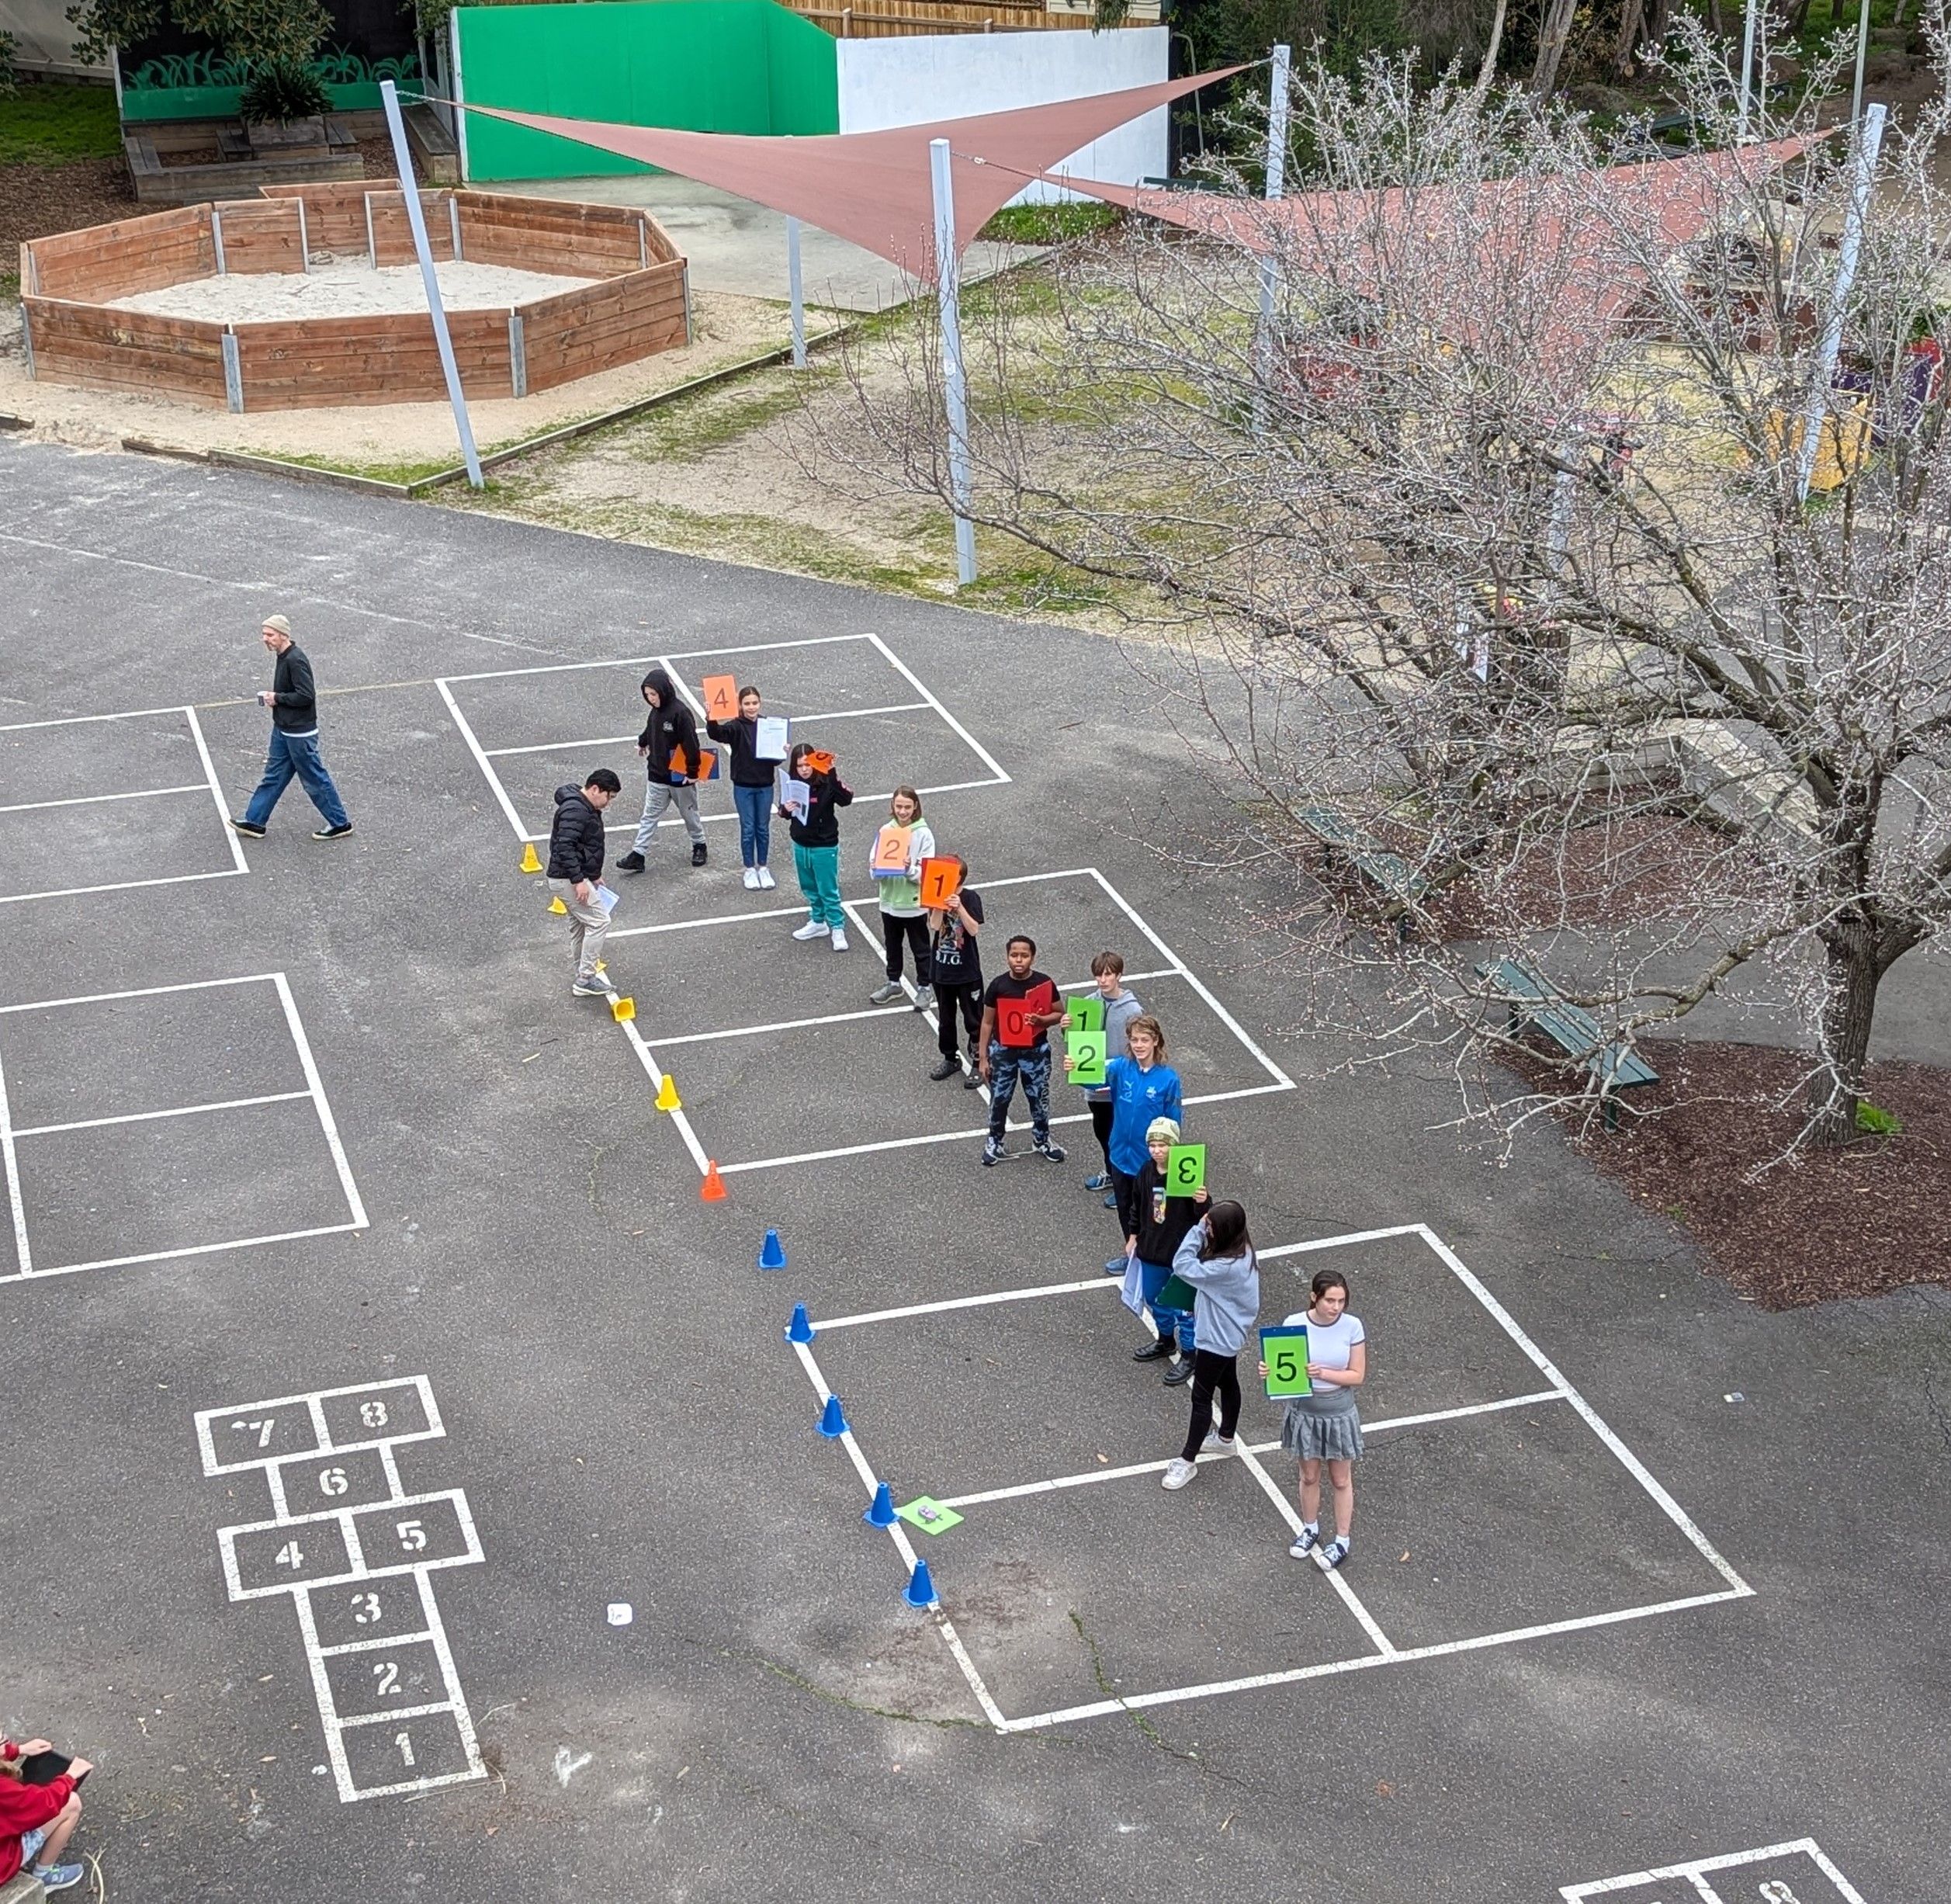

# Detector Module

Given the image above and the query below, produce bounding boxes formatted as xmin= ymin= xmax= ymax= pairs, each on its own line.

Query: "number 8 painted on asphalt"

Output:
xmin=1759 ymin=1885 xmax=1801 ymax=1904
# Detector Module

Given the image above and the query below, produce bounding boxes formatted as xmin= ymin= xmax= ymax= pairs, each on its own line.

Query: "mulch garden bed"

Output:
xmin=1511 ymin=1039 xmax=1951 ymax=1309
xmin=0 ymin=156 xmax=136 ymax=263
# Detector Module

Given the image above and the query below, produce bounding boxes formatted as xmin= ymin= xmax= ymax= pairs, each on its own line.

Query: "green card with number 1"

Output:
xmin=1071 ymin=995 xmax=1105 ymax=1035
xmin=1261 ymin=1325 xmax=1312 ymax=1399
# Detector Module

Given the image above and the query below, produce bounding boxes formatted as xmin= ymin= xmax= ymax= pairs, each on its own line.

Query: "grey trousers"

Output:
xmin=549 ymin=878 xmax=610 ymax=980
xmin=632 ymin=780 xmax=705 ymax=853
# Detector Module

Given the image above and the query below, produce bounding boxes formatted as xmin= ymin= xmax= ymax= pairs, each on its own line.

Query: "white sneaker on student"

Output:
xmin=1201 ymin=1431 xmax=1236 ymax=1455
xmin=743 ymin=867 xmax=761 ymax=890
xmin=1162 ymin=1457 xmax=1197 ymax=1490
xmin=792 ymin=918 xmax=828 ymax=941
xmin=830 ymin=928 xmax=849 ymax=952
xmin=757 ymin=866 xmax=776 ymax=889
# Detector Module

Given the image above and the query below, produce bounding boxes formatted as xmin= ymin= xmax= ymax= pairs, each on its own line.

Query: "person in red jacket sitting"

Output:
xmin=0 ymin=1736 xmax=91 ymax=1892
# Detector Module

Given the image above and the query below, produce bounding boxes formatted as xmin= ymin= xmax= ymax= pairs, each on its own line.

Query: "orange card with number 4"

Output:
xmin=701 ymin=674 xmax=739 ymax=721
xmin=918 ymin=857 xmax=962 ymax=907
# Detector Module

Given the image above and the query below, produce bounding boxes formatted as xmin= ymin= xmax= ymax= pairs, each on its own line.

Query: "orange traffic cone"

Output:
xmin=700 ymin=1160 xmax=728 ymax=1202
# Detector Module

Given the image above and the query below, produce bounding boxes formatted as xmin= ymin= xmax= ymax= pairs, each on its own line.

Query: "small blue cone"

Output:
xmin=786 ymin=1302 xmax=815 ymax=1344
xmin=758 ymin=1227 xmax=787 ymax=1271
xmin=865 ymin=1481 xmax=896 ymax=1528
xmin=903 ymin=1559 xmax=937 ymax=1609
xmin=817 ymin=1393 xmax=847 ymax=1438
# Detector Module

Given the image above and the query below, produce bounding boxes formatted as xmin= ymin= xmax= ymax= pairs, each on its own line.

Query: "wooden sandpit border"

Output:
xmin=17 ymin=185 xmax=691 ymax=411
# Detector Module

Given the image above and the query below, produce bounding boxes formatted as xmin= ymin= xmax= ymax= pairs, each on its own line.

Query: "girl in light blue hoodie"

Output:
xmin=1161 ymin=1200 xmax=1260 ymax=1490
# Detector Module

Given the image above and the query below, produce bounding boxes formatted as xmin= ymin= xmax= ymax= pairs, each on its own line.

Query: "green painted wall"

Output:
xmin=456 ymin=1 xmax=838 ymax=183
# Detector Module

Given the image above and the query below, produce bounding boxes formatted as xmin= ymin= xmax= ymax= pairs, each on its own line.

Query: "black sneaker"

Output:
xmin=1162 ymin=1356 xmax=1197 ymax=1387
xmin=1031 ymin=1139 xmax=1067 ymax=1164
xmin=1131 ymin=1338 xmax=1173 ymax=1362
xmin=615 ymin=851 xmax=646 ymax=874
xmin=312 ymin=822 xmax=353 ymax=841
xmin=1321 ymin=1538 xmax=1350 ymax=1570
xmin=229 ymin=817 xmax=266 ymax=838
xmin=981 ymin=1139 xmax=1007 ymax=1167
xmin=691 ymin=841 xmax=707 ymax=867
xmin=928 ymin=1056 xmax=961 ymax=1081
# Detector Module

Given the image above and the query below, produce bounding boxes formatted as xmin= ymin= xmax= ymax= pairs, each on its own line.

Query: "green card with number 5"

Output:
xmin=1261 ymin=1325 xmax=1312 ymax=1399
xmin=1166 ymin=1143 xmax=1206 ymax=1194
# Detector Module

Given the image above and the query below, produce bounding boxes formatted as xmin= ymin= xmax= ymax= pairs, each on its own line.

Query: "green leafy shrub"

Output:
xmin=240 ymin=57 xmax=327 ymax=123
xmin=1855 ymin=1100 xmax=1902 ymax=1136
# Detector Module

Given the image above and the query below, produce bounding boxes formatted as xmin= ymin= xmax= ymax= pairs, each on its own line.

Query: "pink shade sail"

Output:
xmin=457 ymin=66 xmax=1249 ymax=283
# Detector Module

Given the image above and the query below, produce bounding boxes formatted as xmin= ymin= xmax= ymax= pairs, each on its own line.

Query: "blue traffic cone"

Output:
xmin=903 ymin=1559 xmax=937 ymax=1608
xmin=786 ymin=1303 xmax=815 ymax=1344
xmin=758 ymin=1228 xmax=788 ymax=1271
xmin=817 ymin=1393 xmax=847 ymax=1438
xmin=865 ymin=1481 xmax=896 ymax=1528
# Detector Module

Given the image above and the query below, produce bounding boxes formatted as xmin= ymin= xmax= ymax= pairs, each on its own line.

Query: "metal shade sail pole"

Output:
xmin=929 ymin=136 xmax=978 ymax=588
xmin=786 ymin=215 xmax=807 ymax=369
xmin=1796 ymin=101 xmax=1886 ymax=503
xmin=1737 ymin=0 xmax=1759 ymax=135
xmin=1253 ymin=43 xmax=1291 ymax=431
xmin=1850 ymin=0 xmax=1873 ymax=128
xmin=380 ymin=78 xmax=483 ymax=489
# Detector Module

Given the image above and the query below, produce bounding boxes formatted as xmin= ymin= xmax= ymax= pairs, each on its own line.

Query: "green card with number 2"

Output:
xmin=1066 ymin=1025 xmax=1107 ymax=1086
xmin=1261 ymin=1325 xmax=1312 ymax=1398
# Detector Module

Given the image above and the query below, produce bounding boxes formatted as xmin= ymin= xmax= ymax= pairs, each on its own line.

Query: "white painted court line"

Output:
xmin=0 ymin=702 xmax=224 ymax=733
xmin=273 ymin=969 xmax=370 ymax=1234
xmin=1559 ymin=1839 xmax=1866 ymax=1904
xmin=9 ymin=1089 xmax=314 ymax=1139
xmin=196 ymin=1375 xmax=440 ymax=1473
xmin=184 ymin=706 xmax=251 ymax=877
xmin=0 ymin=782 xmax=208 ymax=816
xmin=611 ymin=901 xmax=807 ymax=938
xmin=483 ymin=733 xmax=638 ymax=758
xmin=616 ymin=1015 xmax=712 ymax=1176
xmin=0 ymin=1041 xmax=30 ymax=1277
xmin=0 ymin=971 xmax=287 ymax=1014
xmin=438 ymin=632 xmax=870 ymax=684
xmin=819 ymin=1275 xmax=1118 ymax=1332
xmin=648 ymin=1002 xmax=917 ymax=1049
xmin=436 ymin=678 xmax=528 ymax=841
xmin=865 ymin=631 xmax=1011 ymax=785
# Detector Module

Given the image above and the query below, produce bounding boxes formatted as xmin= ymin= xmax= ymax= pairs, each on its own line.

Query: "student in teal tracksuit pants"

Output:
xmin=782 ymin=741 xmax=854 ymax=952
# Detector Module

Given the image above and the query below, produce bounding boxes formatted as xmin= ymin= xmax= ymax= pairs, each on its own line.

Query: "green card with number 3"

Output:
xmin=1261 ymin=1325 xmax=1312 ymax=1399
xmin=1166 ymin=1143 xmax=1206 ymax=1195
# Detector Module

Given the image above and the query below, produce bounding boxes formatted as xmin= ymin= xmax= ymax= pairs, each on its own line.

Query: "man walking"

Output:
xmin=549 ymin=769 xmax=624 ymax=997
xmin=229 ymin=614 xmax=353 ymax=841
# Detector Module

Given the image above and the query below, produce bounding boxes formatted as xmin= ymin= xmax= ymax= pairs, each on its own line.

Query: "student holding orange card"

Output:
xmin=925 ymin=856 xmax=986 ymax=1087
xmin=782 ymin=740 xmax=854 ymax=949
xmin=868 ymin=788 xmax=937 ymax=1009
xmin=706 ymin=683 xmax=778 ymax=890
xmin=618 ymin=668 xmax=707 ymax=875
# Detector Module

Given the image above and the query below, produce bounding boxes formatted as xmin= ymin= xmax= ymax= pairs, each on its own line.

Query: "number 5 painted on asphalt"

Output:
xmin=396 ymin=1519 xmax=428 ymax=1552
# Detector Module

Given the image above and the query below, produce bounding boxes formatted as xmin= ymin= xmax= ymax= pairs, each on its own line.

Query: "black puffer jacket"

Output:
xmin=637 ymin=668 xmax=702 ymax=782
xmin=547 ymin=784 xmax=607 ymax=883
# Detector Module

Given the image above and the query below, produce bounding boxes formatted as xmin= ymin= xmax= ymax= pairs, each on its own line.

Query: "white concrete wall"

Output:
xmin=0 ymin=0 xmax=108 ymax=73
xmin=834 ymin=28 xmax=1169 ymax=205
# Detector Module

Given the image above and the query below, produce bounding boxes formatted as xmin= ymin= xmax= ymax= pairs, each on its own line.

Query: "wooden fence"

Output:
xmin=775 ymin=0 xmax=1159 ymax=32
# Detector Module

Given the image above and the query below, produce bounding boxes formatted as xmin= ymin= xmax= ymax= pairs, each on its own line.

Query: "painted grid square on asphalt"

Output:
xmin=0 ymin=707 xmax=213 ymax=796
xmin=1561 ymin=1841 xmax=1867 ymax=1904
xmin=323 ymin=1637 xmax=450 ymax=1719
xmin=307 ymin=1575 xmax=428 ymax=1650
xmin=338 ymin=1708 xmax=475 ymax=1794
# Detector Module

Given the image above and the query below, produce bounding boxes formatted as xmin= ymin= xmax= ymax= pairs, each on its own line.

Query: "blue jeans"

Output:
xmin=733 ymin=782 xmax=772 ymax=867
xmin=986 ymin=1040 xmax=1052 ymax=1145
xmin=1138 ymin=1257 xmax=1194 ymax=1354
xmin=244 ymin=728 xmax=348 ymax=830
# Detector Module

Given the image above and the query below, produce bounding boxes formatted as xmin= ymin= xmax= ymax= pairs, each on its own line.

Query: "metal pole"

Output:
xmin=1796 ymin=102 xmax=1885 ymax=503
xmin=1850 ymin=0 xmax=1872 ymax=128
xmin=1737 ymin=0 xmax=1759 ymax=136
xmin=929 ymin=137 xmax=977 ymax=588
xmin=786 ymin=214 xmax=806 ymax=369
xmin=381 ymin=80 xmax=482 ymax=489
xmin=1253 ymin=43 xmax=1291 ymax=431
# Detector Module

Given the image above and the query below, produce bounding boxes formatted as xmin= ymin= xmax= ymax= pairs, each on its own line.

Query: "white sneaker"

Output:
xmin=743 ymin=867 xmax=761 ymax=890
xmin=1162 ymin=1457 xmax=1197 ymax=1490
xmin=830 ymin=928 xmax=849 ymax=952
xmin=792 ymin=918 xmax=828 ymax=941
xmin=757 ymin=865 xmax=776 ymax=889
xmin=1201 ymin=1431 xmax=1236 ymax=1455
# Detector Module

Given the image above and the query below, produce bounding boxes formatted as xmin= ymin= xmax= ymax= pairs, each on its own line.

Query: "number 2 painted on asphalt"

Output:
xmin=373 ymin=1661 xmax=400 ymax=1698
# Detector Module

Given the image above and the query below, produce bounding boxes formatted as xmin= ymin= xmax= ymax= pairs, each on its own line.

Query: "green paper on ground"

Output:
xmin=1066 ymin=1024 xmax=1107 ymax=1086
xmin=1166 ymin=1143 xmax=1207 ymax=1195
xmin=1071 ymin=995 xmax=1105 ymax=1035
xmin=1261 ymin=1324 xmax=1312 ymax=1399
xmin=896 ymin=1496 xmax=964 ymax=1535
xmin=1156 ymin=1272 xmax=1198 ymax=1313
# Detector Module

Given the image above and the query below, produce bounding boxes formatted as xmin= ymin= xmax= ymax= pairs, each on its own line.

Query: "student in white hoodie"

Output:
xmin=1161 ymin=1200 xmax=1260 ymax=1490
xmin=868 ymin=787 xmax=937 ymax=1011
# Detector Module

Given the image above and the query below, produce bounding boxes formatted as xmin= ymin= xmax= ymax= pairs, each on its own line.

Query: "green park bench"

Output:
xmin=1478 ymin=956 xmax=1660 ymax=1129
xmin=1298 ymin=805 xmax=1428 ymax=939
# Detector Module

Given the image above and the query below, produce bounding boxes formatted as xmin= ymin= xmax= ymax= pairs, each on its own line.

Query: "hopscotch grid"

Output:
xmin=1 ymin=973 xmax=366 ymax=1280
xmin=1559 ymin=1839 xmax=1867 ymax=1904
xmin=791 ymin=1226 xmax=1747 ymax=1733
xmin=0 ymin=702 xmax=248 ymax=903
xmin=203 ymin=1379 xmax=485 ymax=1801
xmin=439 ymin=633 xmax=1005 ymax=844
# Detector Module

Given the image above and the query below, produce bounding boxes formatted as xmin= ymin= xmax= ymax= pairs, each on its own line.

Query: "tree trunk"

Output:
xmin=1807 ymin=916 xmax=1880 ymax=1146
xmin=1707 ymin=0 xmax=1724 ymax=38
xmin=1532 ymin=0 xmax=1580 ymax=93
xmin=1474 ymin=0 xmax=1511 ymax=97
xmin=1613 ymin=0 xmax=1647 ymax=73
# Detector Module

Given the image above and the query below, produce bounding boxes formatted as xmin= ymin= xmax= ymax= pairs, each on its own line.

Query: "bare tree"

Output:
xmin=813 ymin=34 xmax=1951 ymax=1150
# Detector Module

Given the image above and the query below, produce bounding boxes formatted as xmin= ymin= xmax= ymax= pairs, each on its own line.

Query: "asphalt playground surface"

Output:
xmin=2 ymin=437 xmax=1947 ymax=1904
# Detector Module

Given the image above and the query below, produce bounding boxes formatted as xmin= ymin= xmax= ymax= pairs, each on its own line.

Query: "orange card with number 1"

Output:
xmin=700 ymin=674 xmax=739 ymax=721
xmin=918 ymin=857 xmax=962 ymax=907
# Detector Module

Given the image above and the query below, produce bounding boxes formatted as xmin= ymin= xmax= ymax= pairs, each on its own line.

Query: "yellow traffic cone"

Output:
xmin=518 ymin=841 xmax=542 ymax=874
xmin=654 ymin=1073 xmax=681 ymax=1112
xmin=548 ymin=896 xmax=567 ymax=915
xmin=612 ymin=995 xmax=636 ymax=1023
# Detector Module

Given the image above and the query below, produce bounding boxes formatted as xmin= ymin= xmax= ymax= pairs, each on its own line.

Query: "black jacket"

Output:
xmin=705 ymin=713 xmax=775 ymax=788
xmin=1131 ymin=1157 xmax=1204 ymax=1264
xmin=785 ymin=768 xmax=852 ymax=848
xmin=269 ymin=642 xmax=318 ymax=734
xmin=547 ymin=784 xmax=607 ymax=883
xmin=637 ymin=668 xmax=702 ymax=782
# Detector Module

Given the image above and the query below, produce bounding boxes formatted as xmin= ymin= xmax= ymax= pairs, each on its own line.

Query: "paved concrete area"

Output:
xmin=1 ymin=436 xmax=1947 ymax=1904
xmin=509 ymin=174 xmax=1043 ymax=310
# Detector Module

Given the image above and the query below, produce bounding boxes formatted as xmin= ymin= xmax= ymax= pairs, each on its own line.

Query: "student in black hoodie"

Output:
xmin=547 ymin=769 xmax=622 ymax=997
xmin=616 ymin=668 xmax=707 ymax=874
xmin=705 ymin=682 xmax=778 ymax=892
xmin=781 ymin=740 xmax=854 ymax=951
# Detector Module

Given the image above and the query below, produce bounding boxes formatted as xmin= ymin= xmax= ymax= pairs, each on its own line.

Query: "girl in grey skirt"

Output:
xmin=1268 ymin=1268 xmax=1367 ymax=1570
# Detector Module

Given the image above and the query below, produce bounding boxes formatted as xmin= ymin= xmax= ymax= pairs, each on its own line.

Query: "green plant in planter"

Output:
xmin=241 ymin=58 xmax=329 ymax=124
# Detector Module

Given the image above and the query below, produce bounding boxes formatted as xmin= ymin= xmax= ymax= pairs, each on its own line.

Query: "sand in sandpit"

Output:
xmin=109 ymin=257 xmax=596 ymax=323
